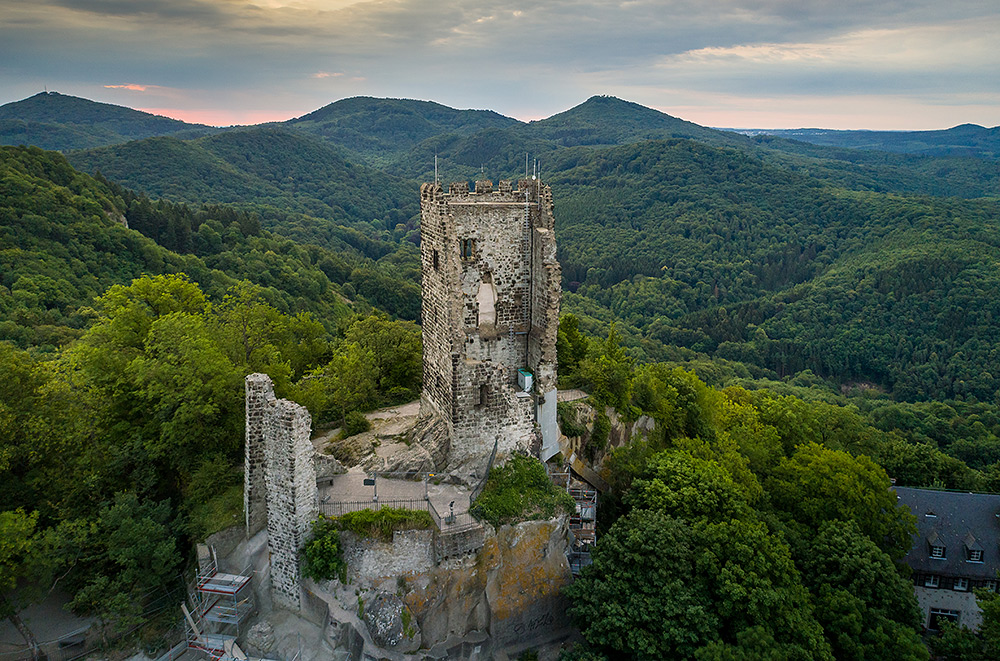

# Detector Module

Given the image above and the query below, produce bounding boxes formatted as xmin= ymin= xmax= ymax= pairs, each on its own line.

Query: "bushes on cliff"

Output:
xmin=302 ymin=516 xmax=346 ymax=582
xmin=470 ymin=454 xmax=575 ymax=527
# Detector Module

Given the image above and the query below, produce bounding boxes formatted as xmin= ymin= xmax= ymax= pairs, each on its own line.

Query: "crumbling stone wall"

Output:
xmin=244 ymin=373 xmax=317 ymax=612
xmin=419 ymin=179 xmax=561 ymax=467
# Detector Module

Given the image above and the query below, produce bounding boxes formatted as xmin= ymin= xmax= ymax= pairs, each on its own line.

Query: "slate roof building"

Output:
xmin=895 ymin=487 xmax=1000 ymax=630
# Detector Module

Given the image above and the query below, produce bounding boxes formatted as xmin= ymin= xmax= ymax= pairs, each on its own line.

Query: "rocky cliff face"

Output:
xmin=306 ymin=517 xmax=575 ymax=659
xmin=557 ymin=398 xmax=656 ymax=468
xmin=402 ymin=518 xmax=573 ymax=650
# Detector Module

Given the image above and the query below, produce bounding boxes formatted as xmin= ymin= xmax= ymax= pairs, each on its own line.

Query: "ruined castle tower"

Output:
xmin=419 ymin=179 xmax=561 ymax=466
xmin=245 ymin=373 xmax=317 ymax=612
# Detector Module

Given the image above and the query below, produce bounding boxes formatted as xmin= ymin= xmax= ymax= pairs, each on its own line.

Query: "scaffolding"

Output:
xmin=182 ymin=546 xmax=255 ymax=660
xmin=550 ymin=470 xmax=598 ymax=575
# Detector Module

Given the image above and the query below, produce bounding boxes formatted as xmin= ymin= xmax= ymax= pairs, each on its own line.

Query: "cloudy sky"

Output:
xmin=1 ymin=0 xmax=998 ymax=129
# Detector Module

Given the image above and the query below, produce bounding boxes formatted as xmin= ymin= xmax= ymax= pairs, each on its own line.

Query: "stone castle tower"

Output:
xmin=419 ymin=178 xmax=561 ymax=467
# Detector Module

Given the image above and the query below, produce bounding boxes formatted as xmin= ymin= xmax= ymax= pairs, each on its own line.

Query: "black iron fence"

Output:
xmin=428 ymin=498 xmax=479 ymax=532
xmin=319 ymin=498 xmax=429 ymax=518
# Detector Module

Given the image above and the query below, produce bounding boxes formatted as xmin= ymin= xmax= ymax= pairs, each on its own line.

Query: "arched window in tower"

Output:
xmin=461 ymin=238 xmax=476 ymax=260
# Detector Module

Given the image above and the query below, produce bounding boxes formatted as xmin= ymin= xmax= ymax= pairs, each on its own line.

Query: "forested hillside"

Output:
xmin=67 ymin=127 xmax=420 ymax=237
xmin=4 ymin=93 xmax=1000 ymax=655
xmin=0 ymin=92 xmax=216 ymax=150
xmin=1 ymin=146 xmax=424 ymax=639
xmin=55 ymin=93 xmax=1000 ymax=409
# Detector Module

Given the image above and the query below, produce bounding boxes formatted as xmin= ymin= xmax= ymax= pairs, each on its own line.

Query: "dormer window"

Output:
xmin=964 ymin=532 xmax=983 ymax=563
xmin=928 ymin=530 xmax=945 ymax=559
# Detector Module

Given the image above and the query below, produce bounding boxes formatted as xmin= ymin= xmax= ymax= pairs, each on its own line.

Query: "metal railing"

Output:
xmin=469 ymin=440 xmax=498 ymax=503
xmin=427 ymin=499 xmax=480 ymax=532
xmin=319 ymin=498 xmax=429 ymax=517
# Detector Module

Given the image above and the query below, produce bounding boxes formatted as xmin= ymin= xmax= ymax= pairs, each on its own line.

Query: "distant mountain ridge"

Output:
xmin=525 ymin=95 xmax=751 ymax=149
xmin=4 ymin=90 xmax=997 ymax=164
xmin=728 ymin=123 xmax=1000 ymax=159
xmin=286 ymin=96 xmax=520 ymax=167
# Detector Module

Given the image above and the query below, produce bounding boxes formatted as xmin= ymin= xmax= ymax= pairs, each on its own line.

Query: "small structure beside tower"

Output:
xmin=419 ymin=178 xmax=562 ymax=467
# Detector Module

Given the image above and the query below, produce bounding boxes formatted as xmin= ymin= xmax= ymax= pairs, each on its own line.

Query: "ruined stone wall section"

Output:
xmin=245 ymin=374 xmax=273 ymax=537
xmin=244 ymin=373 xmax=317 ymax=613
xmin=529 ymin=184 xmax=561 ymax=394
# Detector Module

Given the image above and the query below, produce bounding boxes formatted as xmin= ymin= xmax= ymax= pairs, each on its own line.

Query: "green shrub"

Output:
xmin=470 ymin=454 xmax=576 ymax=526
xmin=585 ymin=410 xmax=611 ymax=461
xmin=339 ymin=507 xmax=434 ymax=542
xmin=185 ymin=484 xmax=244 ymax=541
xmin=343 ymin=410 xmax=372 ymax=437
xmin=557 ymin=401 xmax=587 ymax=438
xmin=302 ymin=516 xmax=346 ymax=582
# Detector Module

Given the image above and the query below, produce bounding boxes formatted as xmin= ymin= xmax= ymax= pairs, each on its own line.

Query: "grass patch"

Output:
xmin=470 ymin=454 xmax=576 ymax=527
xmin=339 ymin=507 xmax=434 ymax=542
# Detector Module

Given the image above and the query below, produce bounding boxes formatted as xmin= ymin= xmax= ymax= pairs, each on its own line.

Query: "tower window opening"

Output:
xmin=432 ymin=249 xmax=440 ymax=270
xmin=461 ymin=238 xmax=476 ymax=260
xmin=478 ymin=383 xmax=488 ymax=407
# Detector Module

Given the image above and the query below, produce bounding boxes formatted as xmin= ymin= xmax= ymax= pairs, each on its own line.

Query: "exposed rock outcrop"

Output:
xmin=362 ymin=591 xmax=421 ymax=652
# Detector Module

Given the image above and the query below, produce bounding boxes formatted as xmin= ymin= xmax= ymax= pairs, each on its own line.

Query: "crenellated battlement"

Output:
xmin=421 ymin=178 xmax=545 ymax=205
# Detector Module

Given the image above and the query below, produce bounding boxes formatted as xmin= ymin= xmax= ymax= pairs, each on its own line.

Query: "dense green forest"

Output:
xmin=3 ymin=92 xmax=1000 ymax=654
xmin=0 ymin=145 xmax=420 ymax=353
xmin=1 ymin=146 xmax=426 ymax=640
xmin=556 ymin=323 xmax=1000 ymax=659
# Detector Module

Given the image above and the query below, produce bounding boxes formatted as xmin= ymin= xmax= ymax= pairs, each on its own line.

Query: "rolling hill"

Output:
xmin=11 ymin=90 xmax=1000 ymax=403
xmin=0 ymin=91 xmax=217 ymax=150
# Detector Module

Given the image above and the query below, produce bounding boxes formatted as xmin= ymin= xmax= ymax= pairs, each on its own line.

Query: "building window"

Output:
xmin=968 ymin=549 xmax=984 ymax=562
xmin=925 ymin=575 xmax=940 ymax=588
xmin=931 ymin=545 xmax=946 ymax=559
xmin=432 ymin=249 xmax=440 ymax=270
xmin=929 ymin=608 xmax=960 ymax=631
xmin=477 ymin=383 xmax=488 ymax=407
xmin=986 ymin=580 xmax=997 ymax=592
xmin=954 ymin=577 xmax=970 ymax=591
xmin=460 ymin=238 xmax=476 ymax=260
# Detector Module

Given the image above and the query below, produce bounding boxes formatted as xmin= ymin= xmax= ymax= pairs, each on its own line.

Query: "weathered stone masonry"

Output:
xmin=244 ymin=373 xmax=317 ymax=612
xmin=420 ymin=179 xmax=561 ymax=466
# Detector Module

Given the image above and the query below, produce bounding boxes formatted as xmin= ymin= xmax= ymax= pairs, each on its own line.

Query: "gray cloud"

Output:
xmin=0 ymin=0 xmax=997 ymax=128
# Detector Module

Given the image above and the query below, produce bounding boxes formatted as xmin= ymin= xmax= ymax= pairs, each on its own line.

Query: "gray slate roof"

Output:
xmin=895 ymin=487 xmax=1000 ymax=579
